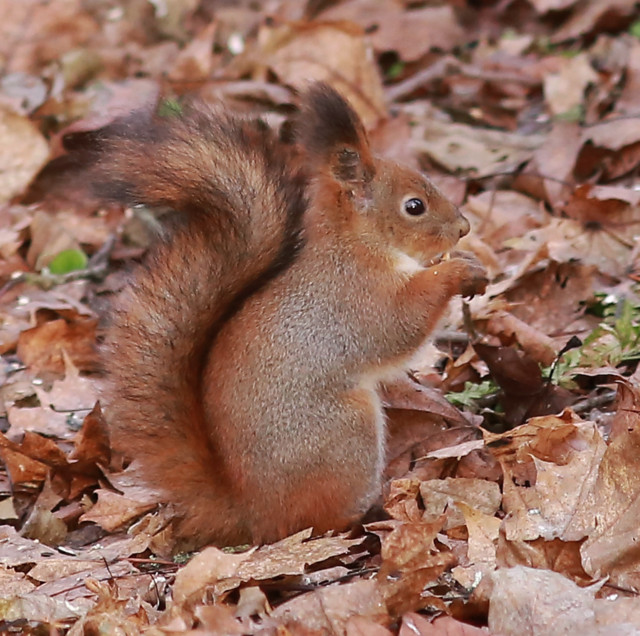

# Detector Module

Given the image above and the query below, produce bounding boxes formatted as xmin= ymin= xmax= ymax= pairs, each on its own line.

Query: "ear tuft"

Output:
xmin=298 ymin=83 xmax=374 ymax=183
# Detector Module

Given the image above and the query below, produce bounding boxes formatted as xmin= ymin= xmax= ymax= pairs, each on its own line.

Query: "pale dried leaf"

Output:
xmin=0 ymin=106 xmax=49 ymax=203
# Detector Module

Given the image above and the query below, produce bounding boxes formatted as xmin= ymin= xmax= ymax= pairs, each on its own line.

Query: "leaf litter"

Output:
xmin=1 ymin=0 xmax=640 ymax=634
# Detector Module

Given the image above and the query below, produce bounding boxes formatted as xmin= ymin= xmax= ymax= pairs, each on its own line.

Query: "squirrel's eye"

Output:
xmin=404 ymin=197 xmax=426 ymax=216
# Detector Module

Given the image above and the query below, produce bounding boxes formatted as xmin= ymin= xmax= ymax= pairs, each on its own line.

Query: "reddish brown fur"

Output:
xmin=100 ymin=104 xmax=306 ymax=547
xmin=99 ymin=85 xmax=487 ymax=549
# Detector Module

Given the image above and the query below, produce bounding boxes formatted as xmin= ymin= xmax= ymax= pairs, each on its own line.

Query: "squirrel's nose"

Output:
xmin=458 ymin=215 xmax=470 ymax=239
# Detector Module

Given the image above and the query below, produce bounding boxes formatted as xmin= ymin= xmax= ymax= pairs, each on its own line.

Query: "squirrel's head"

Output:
xmin=299 ymin=83 xmax=470 ymax=266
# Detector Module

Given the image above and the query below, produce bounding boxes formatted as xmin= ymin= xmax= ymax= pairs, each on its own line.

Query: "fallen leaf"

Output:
xmin=0 ymin=105 xmax=49 ymax=203
xmin=400 ymin=612 xmax=492 ymax=636
xmin=17 ymin=317 xmax=99 ymax=374
xmin=487 ymin=566 xmax=599 ymax=634
xmin=420 ymin=478 xmax=501 ymax=530
xmin=501 ymin=421 xmax=605 ymax=541
xmin=274 ymin=579 xmax=388 ymax=633
xmin=255 ymin=21 xmax=386 ymax=127
xmin=580 ymin=382 xmax=640 ymax=588
xmin=544 ymin=54 xmax=598 ymax=116
xmin=80 ymin=489 xmax=157 ymax=532
xmin=321 ymin=4 xmax=468 ymax=61
xmin=413 ymin=119 xmax=544 ymax=178
xmin=378 ymin=520 xmax=455 ymax=617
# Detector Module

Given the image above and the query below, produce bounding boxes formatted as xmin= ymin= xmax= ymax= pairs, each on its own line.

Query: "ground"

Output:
xmin=1 ymin=0 xmax=640 ymax=634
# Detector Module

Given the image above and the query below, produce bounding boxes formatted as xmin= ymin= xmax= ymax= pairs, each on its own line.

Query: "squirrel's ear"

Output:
xmin=299 ymin=83 xmax=374 ymax=184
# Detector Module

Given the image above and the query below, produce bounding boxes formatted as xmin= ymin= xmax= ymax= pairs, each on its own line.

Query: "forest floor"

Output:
xmin=1 ymin=0 xmax=640 ymax=634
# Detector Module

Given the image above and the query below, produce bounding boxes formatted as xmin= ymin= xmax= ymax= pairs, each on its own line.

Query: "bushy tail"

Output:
xmin=94 ymin=103 xmax=307 ymax=547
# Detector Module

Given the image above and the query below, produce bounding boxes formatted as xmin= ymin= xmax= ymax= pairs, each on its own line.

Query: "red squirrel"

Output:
xmin=95 ymin=84 xmax=487 ymax=549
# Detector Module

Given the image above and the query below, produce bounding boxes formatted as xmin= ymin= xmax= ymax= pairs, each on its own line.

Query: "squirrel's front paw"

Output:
xmin=448 ymin=251 xmax=488 ymax=298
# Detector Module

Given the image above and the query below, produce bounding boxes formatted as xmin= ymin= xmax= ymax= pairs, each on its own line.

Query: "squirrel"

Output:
xmin=93 ymin=83 xmax=487 ymax=549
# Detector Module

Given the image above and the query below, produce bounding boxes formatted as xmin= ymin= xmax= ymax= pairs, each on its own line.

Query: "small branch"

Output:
xmin=386 ymin=57 xmax=540 ymax=103
xmin=572 ymin=389 xmax=617 ymax=414
xmin=0 ymin=234 xmax=116 ymax=298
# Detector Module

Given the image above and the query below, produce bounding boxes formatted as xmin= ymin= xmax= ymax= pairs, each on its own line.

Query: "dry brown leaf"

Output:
xmin=594 ymin=597 xmax=640 ymax=630
xmin=17 ymin=317 xmax=99 ymax=374
xmin=484 ymin=412 xmax=587 ymax=488
xmin=74 ymin=532 xmax=156 ymax=563
xmin=31 ymin=561 xmax=138 ymax=620
xmin=580 ymin=382 xmax=640 ymax=588
xmin=385 ymin=410 xmax=482 ymax=483
xmin=458 ymin=502 xmax=500 ymax=569
xmin=378 ymin=520 xmax=455 ymax=617
xmin=26 ymin=210 xmax=82 ymax=270
xmin=28 ymin=559 xmax=103 ymax=583
xmin=509 ymin=216 xmax=632 ymax=279
xmin=582 ymin=117 xmax=640 ymax=151
xmin=497 ymin=536 xmax=590 ymax=585
xmin=413 ymin=119 xmax=544 ymax=178
xmin=21 ymin=506 xmax=67 ymax=547
xmin=553 ymin=0 xmax=638 ymax=42
xmin=400 ymin=613 xmax=492 ymax=636
xmin=617 ymin=41 xmax=640 ymax=114
xmin=17 ymin=430 xmax=68 ymax=468
xmin=603 ymin=140 xmax=640 ymax=179
xmin=194 ymin=603 xmax=246 ymax=634
xmin=0 ymin=106 xmax=49 ymax=203
xmin=465 ymin=190 xmax=546 ymax=250
xmin=0 ymin=497 xmax=18 ymax=521
xmin=425 ymin=440 xmax=486 ymax=461
xmin=487 ymin=566 xmax=599 ymax=634
xmin=502 ymin=261 xmax=595 ymax=341
xmin=10 ymin=280 xmax=95 ymax=322
xmin=233 ymin=530 xmax=364 ymax=588
xmin=69 ymin=576 xmax=152 ymax=635
xmin=501 ymin=421 xmax=605 ymax=541
xmin=490 ymin=565 xmax=640 ymax=632
xmin=0 ymin=0 xmax=98 ymax=75
xmin=274 ymin=579 xmax=388 ymax=634
xmin=0 ymin=432 xmax=49 ymax=487
xmin=0 ymin=564 xmax=36 ymax=598
xmin=254 ymin=21 xmax=386 ymax=127
xmin=385 ymin=478 xmax=423 ymax=523
xmin=474 ymin=342 xmax=574 ymax=426
xmin=529 ymin=0 xmax=578 ymax=12
xmin=0 ymin=531 xmax=143 ymax=624
xmin=544 ymin=54 xmax=598 ymax=116
xmin=70 ymin=402 xmax=110 ymax=467
xmin=6 ymin=404 xmax=71 ymax=440
xmin=47 ymin=353 xmax=100 ymax=409
xmin=321 ymin=3 xmax=467 ymax=61
xmin=168 ymin=21 xmax=218 ymax=82
xmin=381 ymin=375 xmax=469 ymax=424
xmin=80 ymin=489 xmax=157 ymax=533
xmin=173 ymin=546 xmax=252 ymax=604
xmin=6 ymin=355 xmax=98 ymax=439
xmin=482 ymin=311 xmax=557 ymax=366
xmin=0 ymin=591 xmax=84 ymax=624
xmin=55 ymin=210 xmax=111 ymax=250
xmin=346 ymin=615 xmax=394 ymax=636
xmin=527 ymin=121 xmax=582 ymax=209
xmin=420 ymin=478 xmax=501 ymax=531
xmin=174 ymin=529 xmax=364 ymax=602
xmin=0 ymin=526 xmax=64 ymax=567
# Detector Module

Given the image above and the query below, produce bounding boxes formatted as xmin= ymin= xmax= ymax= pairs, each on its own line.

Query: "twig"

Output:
xmin=433 ymin=329 xmax=470 ymax=345
xmin=386 ymin=57 xmax=540 ymax=102
xmin=0 ymin=234 xmax=116 ymax=298
xmin=572 ymin=389 xmax=617 ymax=414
